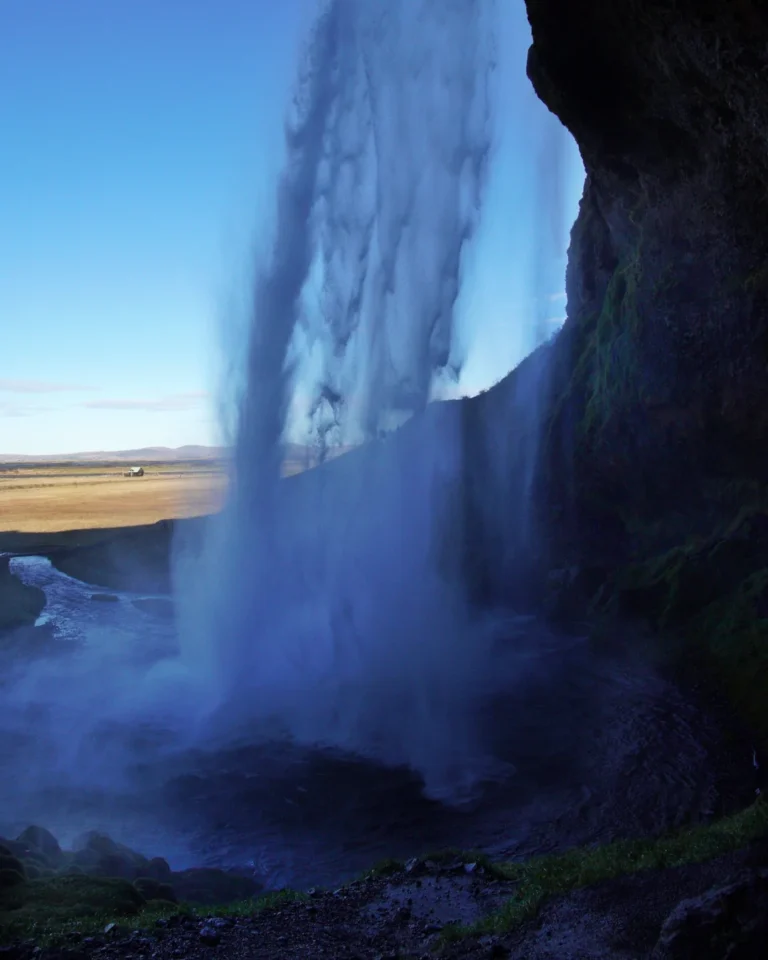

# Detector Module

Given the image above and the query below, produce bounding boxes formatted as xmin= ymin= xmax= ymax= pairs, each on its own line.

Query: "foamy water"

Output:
xmin=0 ymin=554 xmax=744 ymax=889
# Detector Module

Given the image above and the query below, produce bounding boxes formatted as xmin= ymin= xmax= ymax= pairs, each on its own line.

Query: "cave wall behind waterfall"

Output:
xmin=521 ymin=0 xmax=768 ymax=568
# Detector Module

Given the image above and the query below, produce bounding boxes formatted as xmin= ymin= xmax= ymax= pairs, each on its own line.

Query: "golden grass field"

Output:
xmin=0 ymin=445 xmax=349 ymax=537
xmin=0 ymin=462 xmax=228 ymax=534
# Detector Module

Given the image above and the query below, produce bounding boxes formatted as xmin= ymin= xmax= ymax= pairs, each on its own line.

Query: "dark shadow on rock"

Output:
xmin=652 ymin=869 xmax=768 ymax=960
xmin=0 ymin=557 xmax=45 ymax=631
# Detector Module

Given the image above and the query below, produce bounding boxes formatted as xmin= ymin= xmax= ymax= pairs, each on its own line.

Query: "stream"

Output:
xmin=0 ymin=554 xmax=751 ymax=891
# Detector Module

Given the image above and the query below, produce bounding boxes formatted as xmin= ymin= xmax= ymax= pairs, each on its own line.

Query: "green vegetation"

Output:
xmin=3 ymin=803 xmax=768 ymax=948
xmin=0 ymin=828 xmax=279 ymax=946
xmin=366 ymin=857 xmax=406 ymax=879
xmin=442 ymin=798 xmax=768 ymax=941
xmin=0 ymin=874 xmax=306 ymax=946
xmin=582 ymin=250 xmax=644 ymax=437
xmin=690 ymin=569 xmax=768 ymax=746
xmin=0 ymin=875 xmax=149 ymax=944
xmin=604 ymin=506 xmax=768 ymax=750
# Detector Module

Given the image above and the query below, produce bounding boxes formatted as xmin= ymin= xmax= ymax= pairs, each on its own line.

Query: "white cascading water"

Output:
xmin=0 ymin=0 xmax=595 ymax=865
xmin=175 ymin=0 xmax=500 ymax=801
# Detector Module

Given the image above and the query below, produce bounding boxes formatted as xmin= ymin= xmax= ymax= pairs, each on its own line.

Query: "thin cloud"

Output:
xmin=546 ymin=292 xmax=566 ymax=303
xmin=0 ymin=378 xmax=92 ymax=394
xmin=82 ymin=392 xmax=210 ymax=413
xmin=0 ymin=402 xmax=52 ymax=418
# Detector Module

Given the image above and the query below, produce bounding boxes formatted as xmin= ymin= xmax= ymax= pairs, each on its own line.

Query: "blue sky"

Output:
xmin=0 ymin=0 xmax=582 ymax=455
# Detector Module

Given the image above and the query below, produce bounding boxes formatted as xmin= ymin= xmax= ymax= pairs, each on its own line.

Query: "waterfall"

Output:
xmin=174 ymin=0 xmax=577 ymax=801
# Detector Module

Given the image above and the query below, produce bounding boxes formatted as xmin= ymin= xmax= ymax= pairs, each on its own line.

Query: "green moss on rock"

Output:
xmin=133 ymin=877 xmax=177 ymax=903
xmin=688 ymin=569 xmax=768 ymax=748
xmin=0 ymin=874 xmax=145 ymax=942
xmin=20 ymin=860 xmax=46 ymax=881
xmin=601 ymin=509 xmax=768 ymax=750
xmin=69 ymin=831 xmax=150 ymax=880
xmin=0 ymin=869 xmax=26 ymax=890
xmin=0 ymin=855 xmax=26 ymax=882
xmin=582 ymin=250 xmax=644 ymax=438
xmin=17 ymin=826 xmax=62 ymax=865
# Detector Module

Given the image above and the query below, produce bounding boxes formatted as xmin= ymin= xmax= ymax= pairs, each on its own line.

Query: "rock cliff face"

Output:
xmin=452 ymin=2 xmax=768 ymax=764
xmin=523 ymin=0 xmax=768 ymax=564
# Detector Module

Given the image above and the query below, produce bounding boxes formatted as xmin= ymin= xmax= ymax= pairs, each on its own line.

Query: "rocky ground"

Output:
xmin=2 ymin=837 xmax=768 ymax=959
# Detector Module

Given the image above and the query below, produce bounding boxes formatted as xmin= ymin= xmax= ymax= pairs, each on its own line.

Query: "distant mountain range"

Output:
xmin=0 ymin=445 xmax=228 ymax=463
xmin=0 ymin=443 xmax=351 ymax=464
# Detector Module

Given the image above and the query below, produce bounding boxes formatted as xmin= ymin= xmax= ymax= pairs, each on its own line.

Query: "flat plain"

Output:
xmin=0 ymin=461 xmax=227 ymax=534
xmin=0 ymin=446 xmax=347 ymax=539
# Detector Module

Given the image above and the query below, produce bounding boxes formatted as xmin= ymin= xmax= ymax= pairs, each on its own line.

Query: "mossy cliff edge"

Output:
xmin=527 ymin=0 xmax=768 ymax=543
xmin=456 ymin=2 xmax=768 ymax=749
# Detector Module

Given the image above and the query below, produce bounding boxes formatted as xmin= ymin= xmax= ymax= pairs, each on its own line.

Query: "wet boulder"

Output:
xmin=652 ymin=869 xmax=768 ymax=959
xmin=133 ymin=876 xmax=177 ymax=903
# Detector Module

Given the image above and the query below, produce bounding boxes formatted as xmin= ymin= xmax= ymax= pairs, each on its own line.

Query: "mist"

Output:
xmin=1 ymin=0 xmax=581 ymax=864
xmin=171 ymin=0 xmax=574 ymax=802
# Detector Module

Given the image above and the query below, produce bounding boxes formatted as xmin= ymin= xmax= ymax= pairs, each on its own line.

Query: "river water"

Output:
xmin=0 ymin=554 xmax=749 ymax=891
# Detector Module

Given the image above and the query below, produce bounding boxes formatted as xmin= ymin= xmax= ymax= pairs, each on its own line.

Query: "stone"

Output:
xmin=651 ymin=869 xmax=768 ymax=959
xmin=198 ymin=925 xmax=221 ymax=946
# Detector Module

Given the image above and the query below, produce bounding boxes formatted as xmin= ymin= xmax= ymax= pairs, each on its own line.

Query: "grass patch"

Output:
xmin=0 ymin=875 xmax=150 ymax=944
xmin=4 ymin=805 xmax=768 ymax=948
xmin=197 ymin=889 xmax=307 ymax=917
xmin=442 ymin=798 xmax=768 ymax=940
xmin=366 ymin=858 xmax=405 ymax=879
xmin=0 ymin=877 xmax=306 ymax=947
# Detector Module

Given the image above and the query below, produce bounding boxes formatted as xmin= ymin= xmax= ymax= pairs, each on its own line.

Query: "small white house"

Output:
xmin=125 ymin=466 xmax=145 ymax=477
